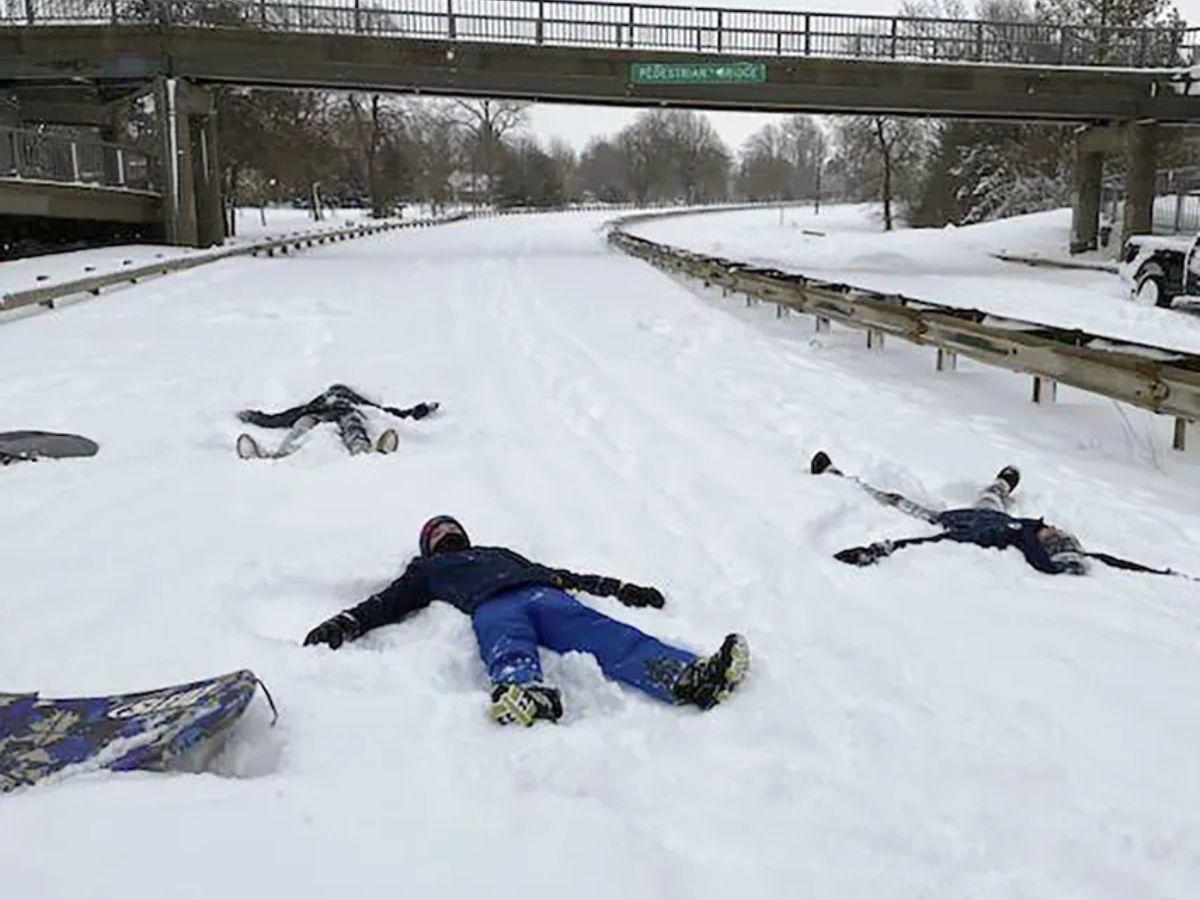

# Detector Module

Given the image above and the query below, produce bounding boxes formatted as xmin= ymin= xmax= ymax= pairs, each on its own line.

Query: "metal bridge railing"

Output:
xmin=2 ymin=0 xmax=1197 ymax=68
xmin=0 ymin=126 xmax=157 ymax=192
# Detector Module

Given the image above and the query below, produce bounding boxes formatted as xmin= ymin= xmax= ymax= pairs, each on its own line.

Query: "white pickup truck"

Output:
xmin=1118 ymin=233 xmax=1200 ymax=311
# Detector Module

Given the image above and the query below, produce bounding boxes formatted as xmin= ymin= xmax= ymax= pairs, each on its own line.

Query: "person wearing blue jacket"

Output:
xmin=303 ymin=515 xmax=750 ymax=726
xmin=814 ymin=451 xmax=1112 ymax=576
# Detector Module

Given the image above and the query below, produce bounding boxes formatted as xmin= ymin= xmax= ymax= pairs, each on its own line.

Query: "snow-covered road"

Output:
xmin=2 ymin=211 xmax=1198 ymax=899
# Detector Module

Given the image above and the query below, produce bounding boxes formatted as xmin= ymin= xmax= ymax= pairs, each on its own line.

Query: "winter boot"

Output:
xmin=976 ymin=465 xmax=1020 ymax=511
xmin=672 ymin=634 xmax=750 ymax=710
xmin=375 ymin=428 xmax=400 ymax=454
xmin=810 ymin=451 xmax=840 ymax=476
xmin=489 ymin=683 xmax=563 ymax=727
xmin=236 ymin=433 xmax=264 ymax=460
xmin=996 ymin=465 xmax=1020 ymax=493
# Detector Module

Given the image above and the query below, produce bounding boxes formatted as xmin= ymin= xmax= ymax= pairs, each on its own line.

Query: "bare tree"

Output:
xmin=449 ymin=99 xmax=530 ymax=204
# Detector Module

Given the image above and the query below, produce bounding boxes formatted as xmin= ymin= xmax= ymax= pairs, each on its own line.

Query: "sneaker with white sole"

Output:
xmin=376 ymin=428 xmax=399 ymax=454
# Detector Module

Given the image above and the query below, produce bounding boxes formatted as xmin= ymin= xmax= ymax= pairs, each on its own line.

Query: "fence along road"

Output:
xmin=607 ymin=211 xmax=1200 ymax=454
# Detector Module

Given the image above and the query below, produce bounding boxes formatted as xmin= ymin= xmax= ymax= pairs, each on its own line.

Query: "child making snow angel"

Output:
xmin=302 ymin=515 xmax=750 ymax=726
xmin=235 ymin=383 xmax=438 ymax=459
xmin=813 ymin=451 xmax=1188 ymax=578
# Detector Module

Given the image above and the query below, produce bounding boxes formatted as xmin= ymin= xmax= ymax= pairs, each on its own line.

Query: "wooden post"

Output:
xmin=1032 ymin=376 xmax=1057 ymax=404
xmin=936 ymin=348 xmax=957 ymax=371
xmin=867 ymin=329 xmax=885 ymax=350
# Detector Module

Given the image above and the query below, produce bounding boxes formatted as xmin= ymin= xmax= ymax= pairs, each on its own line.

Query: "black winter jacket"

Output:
xmin=344 ymin=546 xmax=623 ymax=633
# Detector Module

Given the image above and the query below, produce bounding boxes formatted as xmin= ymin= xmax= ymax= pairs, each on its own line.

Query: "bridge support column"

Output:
xmin=1070 ymin=142 xmax=1104 ymax=254
xmin=1123 ymin=121 xmax=1158 ymax=239
xmin=156 ymin=78 xmax=224 ymax=247
xmin=194 ymin=112 xmax=225 ymax=247
xmin=157 ymin=78 xmax=198 ymax=246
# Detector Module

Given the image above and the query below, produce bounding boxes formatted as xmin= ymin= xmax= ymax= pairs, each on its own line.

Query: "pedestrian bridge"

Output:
xmin=4 ymin=0 xmax=1200 ymax=121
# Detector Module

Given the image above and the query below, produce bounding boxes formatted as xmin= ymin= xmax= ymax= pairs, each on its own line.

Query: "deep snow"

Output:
xmin=629 ymin=204 xmax=1200 ymax=354
xmin=1 ymin=209 xmax=1198 ymax=899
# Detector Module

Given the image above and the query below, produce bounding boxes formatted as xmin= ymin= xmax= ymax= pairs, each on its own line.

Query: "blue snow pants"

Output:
xmin=471 ymin=586 xmax=697 ymax=703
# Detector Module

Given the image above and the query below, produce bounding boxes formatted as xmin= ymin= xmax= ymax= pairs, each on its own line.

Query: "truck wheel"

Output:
xmin=1134 ymin=264 xmax=1169 ymax=308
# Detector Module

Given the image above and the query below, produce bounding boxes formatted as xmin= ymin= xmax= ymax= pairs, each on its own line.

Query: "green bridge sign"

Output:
xmin=630 ymin=62 xmax=768 ymax=85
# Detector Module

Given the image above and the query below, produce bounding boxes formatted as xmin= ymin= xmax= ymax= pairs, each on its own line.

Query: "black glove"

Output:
xmin=303 ymin=612 xmax=361 ymax=649
xmin=410 ymin=402 xmax=438 ymax=420
xmin=835 ymin=544 xmax=885 ymax=566
xmin=617 ymin=583 xmax=665 ymax=609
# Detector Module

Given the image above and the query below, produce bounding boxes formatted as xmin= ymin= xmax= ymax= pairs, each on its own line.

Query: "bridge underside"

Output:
xmin=1 ymin=25 xmax=1194 ymax=122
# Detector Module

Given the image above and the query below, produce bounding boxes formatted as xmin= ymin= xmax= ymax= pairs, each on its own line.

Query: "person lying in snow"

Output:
xmin=235 ymin=383 xmax=437 ymax=459
xmin=813 ymin=451 xmax=1188 ymax=577
xmin=303 ymin=515 xmax=750 ymax=726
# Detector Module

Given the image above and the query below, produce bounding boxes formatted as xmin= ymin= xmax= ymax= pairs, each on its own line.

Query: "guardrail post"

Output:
xmin=936 ymin=348 xmax=957 ymax=371
xmin=1173 ymin=417 xmax=1196 ymax=453
xmin=627 ymin=5 xmax=635 ymax=47
xmin=536 ymin=0 xmax=544 ymax=44
xmin=354 ymin=0 xmax=361 ymax=33
xmin=447 ymin=0 xmax=456 ymax=39
xmin=867 ymin=328 xmax=885 ymax=350
xmin=1032 ymin=376 xmax=1057 ymax=404
xmin=804 ymin=14 xmax=811 ymax=55
xmin=1059 ymin=26 xmax=1069 ymax=64
xmin=116 ymin=148 xmax=126 ymax=186
xmin=815 ymin=316 xmax=830 ymax=333
xmin=109 ymin=0 xmax=117 ymax=23
xmin=975 ymin=21 xmax=984 ymax=60
xmin=7 ymin=130 xmax=20 ymax=178
xmin=24 ymin=0 xmax=33 ymax=25
xmin=716 ymin=10 xmax=723 ymax=52
xmin=890 ymin=18 xmax=898 ymax=58
xmin=69 ymin=141 xmax=80 ymax=182
xmin=259 ymin=0 xmax=266 ymax=25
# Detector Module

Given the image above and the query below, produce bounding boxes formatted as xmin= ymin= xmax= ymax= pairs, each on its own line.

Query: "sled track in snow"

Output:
xmin=608 ymin=211 xmax=1200 ymax=452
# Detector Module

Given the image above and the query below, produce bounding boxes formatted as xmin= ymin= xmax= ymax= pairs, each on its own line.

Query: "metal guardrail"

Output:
xmin=607 ymin=219 xmax=1200 ymax=451
xmin=0 ymin=126 xmax=157 ymax=192
xmin=2 ymin=0 xmax=1196 ymax=68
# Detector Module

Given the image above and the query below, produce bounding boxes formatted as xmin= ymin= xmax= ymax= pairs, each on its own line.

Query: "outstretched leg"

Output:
xmin=974 ymin=465 xmax=1020 ymax=512
xmin=471 ymin=592 xmax=543 ymax=686
xmin=527 ymin=587 xmax=696 ymax=703
xmin=333 ymin=407 xmax=373 ymax=455
xmin=472 ymin=592 xmax=562 ymax=725
xmin=811 ymin=451 xmax=939 ymax=524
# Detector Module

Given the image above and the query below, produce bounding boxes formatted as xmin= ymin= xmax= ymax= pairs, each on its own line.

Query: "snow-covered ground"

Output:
xmin=629 ymin=204 xmax=1200 ymax=354
xmin=2 ymin=210 xmax=1199 ymax=899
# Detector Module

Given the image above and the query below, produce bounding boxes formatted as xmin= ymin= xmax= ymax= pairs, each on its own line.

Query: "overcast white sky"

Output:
xmin=526 ymin=0 xmax=1200 ymax=153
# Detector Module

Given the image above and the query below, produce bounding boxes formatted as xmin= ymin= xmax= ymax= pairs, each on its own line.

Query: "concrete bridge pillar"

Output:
xmin=1070 ymin=141 xmax=1104 ymax=254
xmin=1122 ymin=121 xmax=1158 ymax=239
xmin=156 ymin=77 xmax=224 ymax=247
xmin=1069 ymin=125 xmax=1124 ymax=255
xmin=195 ymin=113 xmax=225 ymax=247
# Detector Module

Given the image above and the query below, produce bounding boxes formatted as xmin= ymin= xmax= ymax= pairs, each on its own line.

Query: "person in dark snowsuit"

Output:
xmin=236 ymin=384 xmax=437 ymax=458
xmin=303 ymin=515 xmax=751 ymax=726
xmin=812 ymin=451 xmax=1186 ymax=577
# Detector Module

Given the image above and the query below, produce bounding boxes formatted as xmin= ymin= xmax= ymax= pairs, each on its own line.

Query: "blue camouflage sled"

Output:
xmin=0 ymin=669 xmax=275 ymax=794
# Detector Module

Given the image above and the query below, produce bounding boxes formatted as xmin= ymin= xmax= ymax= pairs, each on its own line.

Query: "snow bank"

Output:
xmin=628 ymin=205 xmax=1200 ymax=353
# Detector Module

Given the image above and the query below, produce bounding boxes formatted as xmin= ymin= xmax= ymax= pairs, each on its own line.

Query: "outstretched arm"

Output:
xmin=552 ymin=568 xmax=665 ymax=609
xmin=834 ymin=534 xmax=949 ymax=567
xmin=303 ymin=563 xmax=431 ymax=648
